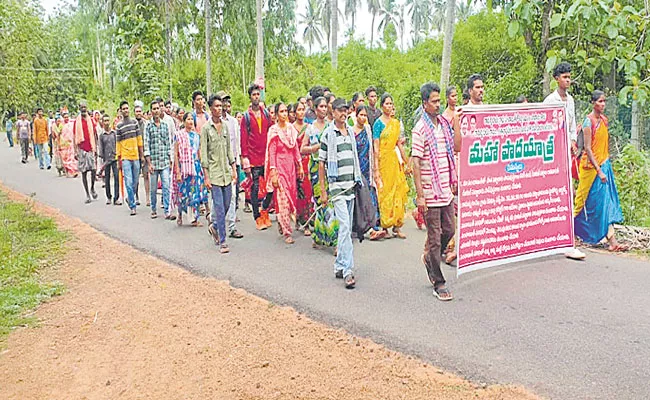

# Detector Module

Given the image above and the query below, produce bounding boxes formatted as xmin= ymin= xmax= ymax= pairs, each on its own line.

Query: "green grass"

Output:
xmin=0 ymin=192 xmax=66 ymax=344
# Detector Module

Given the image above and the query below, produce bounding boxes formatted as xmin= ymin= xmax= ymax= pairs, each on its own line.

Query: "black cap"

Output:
xmin=332 ymin=98 xmax=349 ymax=110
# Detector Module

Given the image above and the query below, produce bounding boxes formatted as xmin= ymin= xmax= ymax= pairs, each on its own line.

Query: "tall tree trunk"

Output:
xmin=255 ymin=0 xmax=265 ymax=94
xmin=540 ymin=0 xmax=554 ymax=96
xmin=205 ymin=0 xmax=212 ymax=96
xmin=331 ymin=0 xmax=338 ymax=69
xmin=631 ymin=100 xmax=641 ymax=150
xmin=370 ymin=12 xmax=376 ymax=48
xmin=440 ymin=0 xmax=455 ymax=91
xmin=96 ymin=29 xmax=103 ymax=87
xmin=486 ymin=0 xmax=493 ymax=12
xmin=165 ymin=0 xmax=172 ymax=100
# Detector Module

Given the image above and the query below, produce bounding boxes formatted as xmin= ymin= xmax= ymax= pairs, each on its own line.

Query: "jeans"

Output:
xmin=333 ymin=197 xmax=355 ymax=278
xmin=210 ymin=184 xmax=232 ymax=245
xmin=35 ymin=143 xmax=51 ymax=169
xmin=423 ymin=203 xmax=455 ymax=289
xmin=104 ymin=161 xmax=119 ymax=202
xmin=150 ymin=167 xmax=171 ymax=215
xmin=251 ymin=166 xmax=273 ymax=220
xmin=20 ymin=138 xmax=29 ymax=160
xmin=6 ymin=131 xmax=13 ymax=147
xmin=226 ymin=166 xmax=241 ymax=232
xmin=122 ymin=159 xmax=140 ymax=210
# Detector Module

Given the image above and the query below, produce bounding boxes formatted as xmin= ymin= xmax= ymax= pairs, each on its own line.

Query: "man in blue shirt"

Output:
xmin=5 ymin=117 xmax=13 ymax=147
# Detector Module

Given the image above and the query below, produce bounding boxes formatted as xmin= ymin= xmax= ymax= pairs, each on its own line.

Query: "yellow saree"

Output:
xmin=375 ymin=118 xmax=408 ymax=228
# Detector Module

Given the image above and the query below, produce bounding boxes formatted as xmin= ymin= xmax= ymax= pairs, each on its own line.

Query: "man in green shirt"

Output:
xmin=201 ymin=94 xmax=237 ymax=254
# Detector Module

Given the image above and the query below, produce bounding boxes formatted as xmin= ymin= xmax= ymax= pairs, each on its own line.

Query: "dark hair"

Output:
xmin=192 ymin=90 xmax=204 ymax=101
xmin=36 ymin=107 xmax=43 ymax=113
xmin=295 ymin=101 xmax=305 ymax=111
xmin=355 ymin=105 xmax=368 ymax=116
xmin=297 ymin=96 xmax=306 ymax=103
xmin=207 ymin=94 xmax=223 ymax=107
xmin=352 ymin=92 xmax=364 ymax=103
xmin=154 ymin=96 xmax=163 ymax=103
xmin=380 ymin=93 xmax=393 ymax=107
xmin=235 ymin=111 xmax=243 ymax=117
xmin=287 ymin=103 xmax=296 ymax=114
xmin=119 ymin=100 xmax=129 ymax=109
xmin=591 ymin=90 xmax=605 ymax=103
xmin=313 ymin=96 xmax=327 ymax=108
xmin=445 ymin=86 xmax=457 ymax=99
xmin=325 ymin=93 xmax=335 ymax=104
xmin=150 ymin=100 xmax=159 ymax=109
xmin=164 ymin=100 xmax=172 ymax=107
xmin=365 ymin=86 xmax=377 ymax=97
xmin=309 ymin=85 xmax=324 ymax=99
xmin=183 ymin=112 xmax=193 ymax=122
xmin=323 ymin=87 xmax=331 ymax=93
xmin=553 ymin=62 xmax=572 ymax=78
xmin=462 ymin=89 xmax=470 ymax=101
xmin=420 ymin=82 xmax=441 ymax=103
xmin=247 ymin=83 xmax=261 ymax=97
xmin=274 ymin=102 xmax=286 ymax=116
xmin=467 ymin=74 xmax=484 ymax=91
xmin=515 ymin=95 xmax=528 ymax=103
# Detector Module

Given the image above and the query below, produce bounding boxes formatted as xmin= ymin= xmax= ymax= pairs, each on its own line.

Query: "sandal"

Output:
xmin=304 ymin=229 xmax=311 ymax=237
xmin=344 ymin=274 xmax=356 ymax=289
xmin=369 ymin=230 xmax=386 ymax=241
xmin=393 ymin=229 xmax=407 ymax=239
xmin=219 ymin=244 xmax=230 ymax=254
xmin=433 ymin=286 xmax=453 ymax=301
xmin=177 ymin=215 xmax=183 ymax=226
xmin=285 ymin=236 xmax=295 ymax=245
xmin=151 ymin=212 xmax=158 ymax=219
xmin=445 ymin=251 xmax=457 ymax=265
xmin=191 ymin=220 xmax=204 ymax=227
xmin=608 ymin=244 xmax=629 ymax=252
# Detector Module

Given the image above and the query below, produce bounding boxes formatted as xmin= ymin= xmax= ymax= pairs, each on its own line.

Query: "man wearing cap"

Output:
xmin=318 ymin=98 xmax=363 ymax=289
xmin=218 ymin=90 xmax=244 ymax=239
xmin=73 ymin=101 xmax=98 ymax=203
xmin=134 ymin=100 xmax=150 ymax=206
xmin=33 ymin=108 xmax=51 ymax=170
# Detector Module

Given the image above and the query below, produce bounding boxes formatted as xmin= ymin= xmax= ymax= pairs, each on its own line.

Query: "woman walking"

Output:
xmin=58 ymin=112 xmax=79 ymax=178
xmin=373 ymin=94 xmax=409 ymax=239
xmin=574 ymin=90 xmax=627 ymax=251
xmin=173 ymin=113 xmax=209 ymax=226
xmin=353 ymin=105 xmax=384 ymax=241
xmin=294 ymin=102 xmax=314 ymax=236
xmin=302 ymin=96 xmax=339 ymax=250
xmin=265 ymin=103 xmax=304 ymax=244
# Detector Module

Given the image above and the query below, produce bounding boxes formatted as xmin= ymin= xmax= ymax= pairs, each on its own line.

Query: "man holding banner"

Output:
xmin=412 ymin=82 xmax=462 ymax=301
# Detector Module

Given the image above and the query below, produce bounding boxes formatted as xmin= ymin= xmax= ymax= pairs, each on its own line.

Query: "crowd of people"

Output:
xmin=4 ymin=61 xmax=629 ymax=298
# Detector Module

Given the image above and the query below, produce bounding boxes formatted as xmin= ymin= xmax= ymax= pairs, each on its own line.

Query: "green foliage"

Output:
xmin=0 ymin=193 xmax=66 ymax=343
xmin=612 ymin=145 xmax=650 ymax=227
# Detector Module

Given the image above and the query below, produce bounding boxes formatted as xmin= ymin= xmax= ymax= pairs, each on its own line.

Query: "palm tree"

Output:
xmin=430 ymin=0 xmax=446 ymax=34
xmin=440 ymin=0 xmax=456 ymax=91
xmin=344 ymin=0 xmax=361 ymax=36
xmin=377 ymin=0 xmax=400 ymax=46
xmin=255 ymin=0 xmax=264 ymax=88
xmin=299 ymin=0 xmax=324 ymax=54
xmin=406 ymin=0 xmax=432 ymax=44
xmin=456 ymin=1 xmax=473 ymax=21
xmin=367 ymin=0 xmax=381 ymax=48
xmin=331 ymin=0 xmax=338 ymax=69
xmin=205 ymin=0 xmax=211 ymax=95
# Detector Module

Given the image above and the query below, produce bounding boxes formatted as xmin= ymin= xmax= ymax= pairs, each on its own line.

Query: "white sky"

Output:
xmin=40 ymin=0 xmax=414 ymax=52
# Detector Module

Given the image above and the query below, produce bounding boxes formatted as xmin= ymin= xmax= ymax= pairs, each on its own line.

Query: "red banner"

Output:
xmin=457 ymin=103 xmax=574 ymax=275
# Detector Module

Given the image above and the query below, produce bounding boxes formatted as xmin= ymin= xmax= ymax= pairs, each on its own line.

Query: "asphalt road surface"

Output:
xmin=1 ymin=143 xmax=649 ymax=399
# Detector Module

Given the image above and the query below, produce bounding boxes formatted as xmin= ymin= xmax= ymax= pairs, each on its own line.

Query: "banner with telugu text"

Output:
xmin=457 ymin=103 xmax=575 ymax=275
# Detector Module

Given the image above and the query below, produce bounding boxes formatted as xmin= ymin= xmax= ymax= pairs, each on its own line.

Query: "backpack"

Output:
xmin=243 ymin=108 xmax=271 ymax=136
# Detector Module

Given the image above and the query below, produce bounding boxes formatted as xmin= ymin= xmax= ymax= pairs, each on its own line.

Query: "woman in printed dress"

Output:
xmin=294 ymin=101 xmax=314 ymax=236
xmin=173 ymin=113 xmax=209 ymax=226
xmin=265 ymin=103 xmax=304 ymax=244
xmin=301 ymin=96 xmax=338 ymax=251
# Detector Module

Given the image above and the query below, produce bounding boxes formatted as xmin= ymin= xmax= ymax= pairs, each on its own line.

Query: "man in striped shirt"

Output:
xmin=412 ymin=82 xmax=462 ymax=301
xmin=319 ymin=98 xmax=360 ymax=289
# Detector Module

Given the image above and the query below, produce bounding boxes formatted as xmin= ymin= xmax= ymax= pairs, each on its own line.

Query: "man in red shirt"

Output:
xmin=73 ymin=101 xmax=98 ymax=204
xmin=240 ymin=83 xmax=274 ymax=230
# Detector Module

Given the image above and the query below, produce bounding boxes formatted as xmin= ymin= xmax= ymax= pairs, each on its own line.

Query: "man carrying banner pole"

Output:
xmin=412 ymin=82 xmax=462 ymax=301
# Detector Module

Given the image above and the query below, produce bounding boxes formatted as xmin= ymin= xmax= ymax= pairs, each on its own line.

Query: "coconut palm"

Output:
xmin=299 ymin=0 xmax=324 ymax=53
xmin=377 ymin=0 xmax=400 ymax=46
xmin=345 ymin=0 xmax=362 ymax=36
xmin=406 ymin=0 xmax=432 ymax=44
xmin=367 ymin=0 xmax=381 ymax=48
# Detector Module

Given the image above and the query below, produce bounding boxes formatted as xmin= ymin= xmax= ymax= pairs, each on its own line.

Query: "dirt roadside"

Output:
xmin=0 ymin=186 xmax=538 ymax=400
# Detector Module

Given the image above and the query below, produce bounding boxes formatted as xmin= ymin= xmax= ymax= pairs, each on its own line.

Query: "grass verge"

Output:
xmin=0 ymin=192 xmax=66 ymax=344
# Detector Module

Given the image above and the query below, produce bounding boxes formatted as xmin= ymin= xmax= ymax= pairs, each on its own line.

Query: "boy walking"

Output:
xmin=99 ymin=114 xmax=121 ymax=205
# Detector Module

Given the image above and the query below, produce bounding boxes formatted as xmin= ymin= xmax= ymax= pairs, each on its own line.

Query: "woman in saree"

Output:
xmin=173 ymin=113 xmax=209 ymax=227
xmin=574 ymin=90 xmax=627 ymax=252
xmin=373 ymin=93 xmax=409 ymax=239
xmin=294 ymin=101 xmax=314 ymax=236
xmin=265 ymin=102 xmax=304 ymax=244
xmin=353 ymin=105 xmax=385 ymax=241
xmin=51 ymin=116 xmax=65 ymax=176
xmin=301 ymin=96 xmax=339 ymax=250
xmin=58 ymin=112 xmax=79 ymax=177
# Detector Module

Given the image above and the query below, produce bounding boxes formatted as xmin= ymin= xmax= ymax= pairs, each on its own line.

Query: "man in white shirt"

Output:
xmin=217 ymin=91 xmax=244 ymax=239
xmin=544 ymin=62 xmax=586 ymax=261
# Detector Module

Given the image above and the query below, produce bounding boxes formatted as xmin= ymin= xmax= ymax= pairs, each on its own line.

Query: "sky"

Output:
xmin=39 ymin=0 xmax=415 ymax=52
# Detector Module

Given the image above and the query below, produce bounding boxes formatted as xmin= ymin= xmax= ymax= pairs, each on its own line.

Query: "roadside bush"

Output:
xmin=612 ymin=144 xmax=650 ymax=227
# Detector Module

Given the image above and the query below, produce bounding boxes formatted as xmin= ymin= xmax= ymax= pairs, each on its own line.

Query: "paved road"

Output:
xmin=2 ymin=144 xmax=649 ymax=399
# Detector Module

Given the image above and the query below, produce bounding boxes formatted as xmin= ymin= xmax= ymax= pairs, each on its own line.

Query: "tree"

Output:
xmin=345 ymin=0 xmax=361 ymax=36
xmin=331 ymin=0 xmax=339 ymax=69
xmin=205 ymin=0 xmax=211 ymax=95
xmin=368 ymin=0 xmax=381 ymax=48
xmin=406 ymin=0 xmax=432 ymax=45
xmin=255 ymin=0 xmax=264 ymax=88
xmin=300 ymin=0 xmax=324 ymax=54
xmin=377 ymin=0 xmax=400 ymax=47
xmin=440 ymin=0 xmax=456 ymax=91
